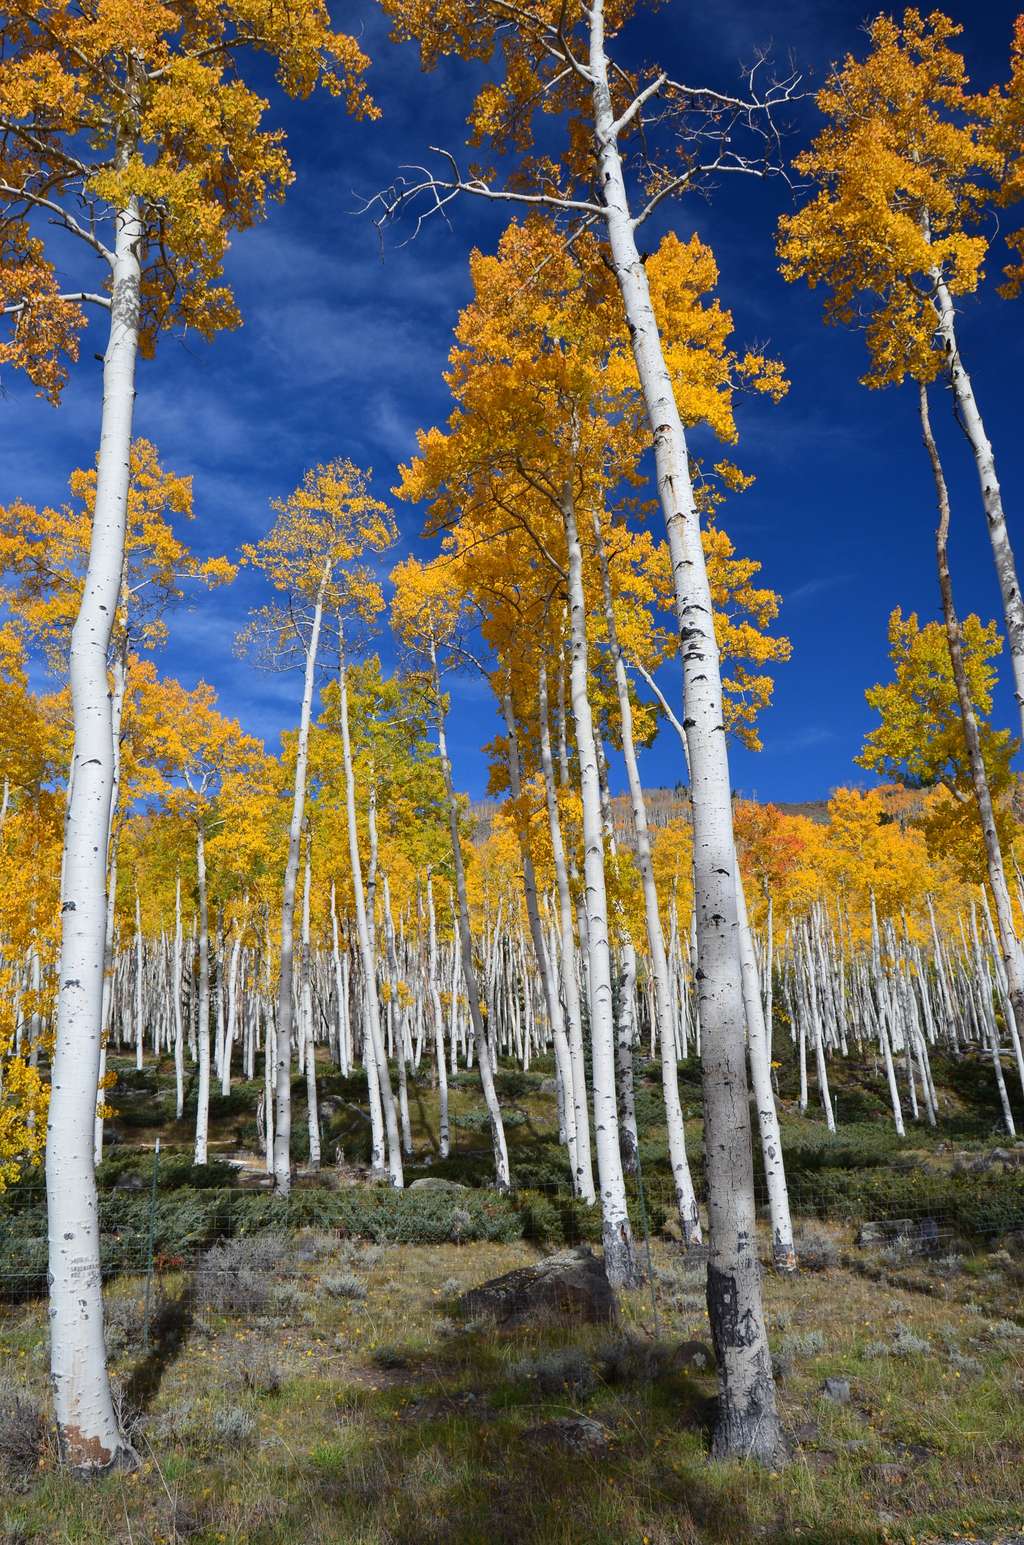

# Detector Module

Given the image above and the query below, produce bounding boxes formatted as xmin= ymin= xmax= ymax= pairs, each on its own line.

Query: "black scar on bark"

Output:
xmin=706 ymin=1263 xmax=789 ymax=1466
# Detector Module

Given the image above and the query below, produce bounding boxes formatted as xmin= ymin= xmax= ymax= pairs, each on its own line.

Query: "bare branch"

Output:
xmin=611 ymin=71 xmax=667 ymax=138
xmin=0 ymin=181 xmax=115 ymax=264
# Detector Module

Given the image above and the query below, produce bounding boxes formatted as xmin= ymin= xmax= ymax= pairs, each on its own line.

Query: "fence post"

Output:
xmin=142 ymin=1137 xmax=161 ymax=1351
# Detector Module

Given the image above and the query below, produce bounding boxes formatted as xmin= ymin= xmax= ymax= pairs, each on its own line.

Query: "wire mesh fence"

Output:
xmin=4 ymin=1130 xmax=1024 ymax=1340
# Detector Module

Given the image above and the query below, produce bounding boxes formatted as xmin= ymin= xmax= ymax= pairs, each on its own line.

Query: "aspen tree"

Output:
xmin=777 ymin=9 xmax=1024 ymax=740
xmin=397 ymin=215 xmax=787 ymax=1319
xmin=777 ymin=9 xmax=1024 ymax=1128
xmin=145 ymin=678 xmax=263 ymax=1163
xmin=391 ymin=559 xmax=511 ymax=1190
xmin=0 ymin=0 xmax=375 ymax=1469
xmin=242 ymin=462 xmax=396 ymax=1195
xmin=858 ymin=605 xmax=1024 ymax=1107
xmin=374 ymin=0 xmax=798 ymax=1452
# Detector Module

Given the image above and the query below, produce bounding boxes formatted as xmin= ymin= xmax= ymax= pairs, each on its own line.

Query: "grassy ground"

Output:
xmin=2 ymin=1225 xmax=1024 ymax=1544
xmin=3 ymin=1044 xmax=1024 ymax=1543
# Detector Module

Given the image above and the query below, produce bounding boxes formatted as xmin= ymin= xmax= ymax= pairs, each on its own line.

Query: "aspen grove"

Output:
xmin=2 ymin=1 xmax=1024 ymax=1537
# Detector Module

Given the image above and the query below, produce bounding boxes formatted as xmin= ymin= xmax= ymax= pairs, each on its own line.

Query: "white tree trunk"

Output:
xmin=537 ymin=659 xmax=596 ymax=1203
xmin=221 ymin=927 xmax=241 ymax=1098
xmin=932 ymin=277 xmax=1024 ymax=738
xmin=598 ymin=599 xmax=703 ymax=1240
xmin=272 ymin=574 xmax=327 ymax=1195
xmin=426 ymin=876 xmax=450 ymax=1158
xmin=301 ymin=826 xmax=321 ymax=1169
xmin=339 ymin=640 xmax=404 ymax=1186
xmin=46 ymin=199 xmax=141 ymax=1471
xmin=587 ymin=6 xmax=783 ymax=1458
xmin=173 ymin=874 xmax=185 ymax=1120
xmin=560 ymin=483 xmax=638 ymax=1287
xmin=193 ymin=822 xmax=211 ymax=1165
xmin=383 ymin=874 xmax=414 ymax=1155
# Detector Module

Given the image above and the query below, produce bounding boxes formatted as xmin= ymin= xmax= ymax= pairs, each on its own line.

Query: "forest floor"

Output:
xmin=2 ymin=1047 xmax=1024 ymax=1544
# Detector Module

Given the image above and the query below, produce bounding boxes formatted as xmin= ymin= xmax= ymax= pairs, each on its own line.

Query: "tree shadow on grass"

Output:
xmin=123 ymin=1279 xmax=194 ymax=1413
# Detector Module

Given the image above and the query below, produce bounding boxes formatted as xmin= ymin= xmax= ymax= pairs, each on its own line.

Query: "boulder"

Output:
xmin=408 ymin=1177 xmax=469 ymax=1192
xmin=539 ymin=1077 xmax=559 ymax=1095
xmin=856 ymin=1219 xmax=914 ymax=1248
xmin=456 ymin=1245 xmax=618 ymax=1328
xmin=522 ymin=1416 xmax=611 ymax=1453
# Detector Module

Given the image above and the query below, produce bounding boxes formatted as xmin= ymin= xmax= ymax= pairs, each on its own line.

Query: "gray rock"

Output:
xmin=408 ymin=1177 xmax=468 ymax=1192
xmin=856 ymin=1219 xmax=914 ymax=1247
xmin=539 ymin=1078 xmax=559 ymax=1095
xmin=822 ymin=1377 xmax=850 ymax=1404
xmin=457 ymin=1245 xmax=618 ymax=1328
xmin=522 ymin=1416 xmax=611 ymax=1453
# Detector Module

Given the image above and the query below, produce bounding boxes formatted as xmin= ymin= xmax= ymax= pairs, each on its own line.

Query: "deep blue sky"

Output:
xmin=4 ymin=0 xmax=1024 ymax=802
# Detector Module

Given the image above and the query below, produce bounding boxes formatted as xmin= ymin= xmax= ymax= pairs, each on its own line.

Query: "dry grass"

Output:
xmin=2 ymin=1222 xmax=1023 ymax=1545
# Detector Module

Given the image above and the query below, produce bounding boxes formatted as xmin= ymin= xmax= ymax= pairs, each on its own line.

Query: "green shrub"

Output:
xmin=788 ymin=1164 xmax=1024 ymax=1237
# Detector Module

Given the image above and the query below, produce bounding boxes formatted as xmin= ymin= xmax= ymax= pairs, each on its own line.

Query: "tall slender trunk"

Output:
xmin=919 ymin=381 xmax=1024 ymax=1101
xmin=588 ymin=2 xmax=782 ymax=1458
xmin=133 ymin=890 xmax=144 ymax=1072
xmin=560 ymin=481 xmax=638 ymax=1287
xmin=193 ymin=821 xmax=211 ymax=1164
xmin=338 ymin=637 xmax=404 ymax=1186
xmin=96 ymin=635 xmax=128 ymax=1166
xmin=46 ymin=196 xmax=141 ymax=1473
xmin=330 ymin=884 xmax=350 ymax=1077
xmin=426 ymin=876 xmax=450 ymax=1157
xmin=930 ymin=278 xmax=1024 ymax=738
xmin=383 ymin=875 xmax=414 ymax=1155
xmin=301 ymin=825 xmax=321 ymax=1170
xmin=538 ymin=659 xmax=596 ymax=1202
xmin=734 ymin=874 xmax=796 ymax=1270
xmin=272 ymin=570 xmax=327 ymax=1196
xmin=593 ymin=521 xmax=701 ymax=1244
xmin=173 ymin=874 xmax=184 ymax=1120
xmin=221 ymin=926 xmax=241 ymax=1098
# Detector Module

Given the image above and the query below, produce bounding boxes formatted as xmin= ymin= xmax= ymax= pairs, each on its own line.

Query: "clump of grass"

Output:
xmin=291 ymin=1229 xmax=340 ymax=1263
xmin=773 ymin=1328 xmax=825 ymax=1380
xmin=863 ymin=1323 xmax=930 ymax=1359
xmin=110 ymin=1379 xmax=147 ymax=1451
xmin=986 ymin=1318 xmax=1024 ymax=1340
xmin=210 ymin=1405 xmax=257 ymax=1447
xmin=891 ymin=1323 xmax=930 ymax=1356
xmin=512 ymin=1347 xmax=595 ymax=1397
xmin=948 ymin=1349 xmax=984 ymax=1376
xmin=323 ymin=1269 xmax=367 ymax=1301
xmin=103 ymin=1292 xmax=145 ymax=1359
xmin=794 ymin=1230 xmax=839 ymax=1272
xmin=195 ymin=1236 xmax=289 ymax=1316
xmin=231 ymin=1345 xmax=284 ymax=1397
xmin=450 ymin=1207 xmax=473 ymax=1242
xmin=371 ymin=1345 xmax=412 ymax=1371
xmin=780 ymin=1330 xmax=826 ymax=1359
xmin=0 ymin=1381 xmax=48 ymax=1485
xmin=269 ymin=1280 xmax=307 ymax=1317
